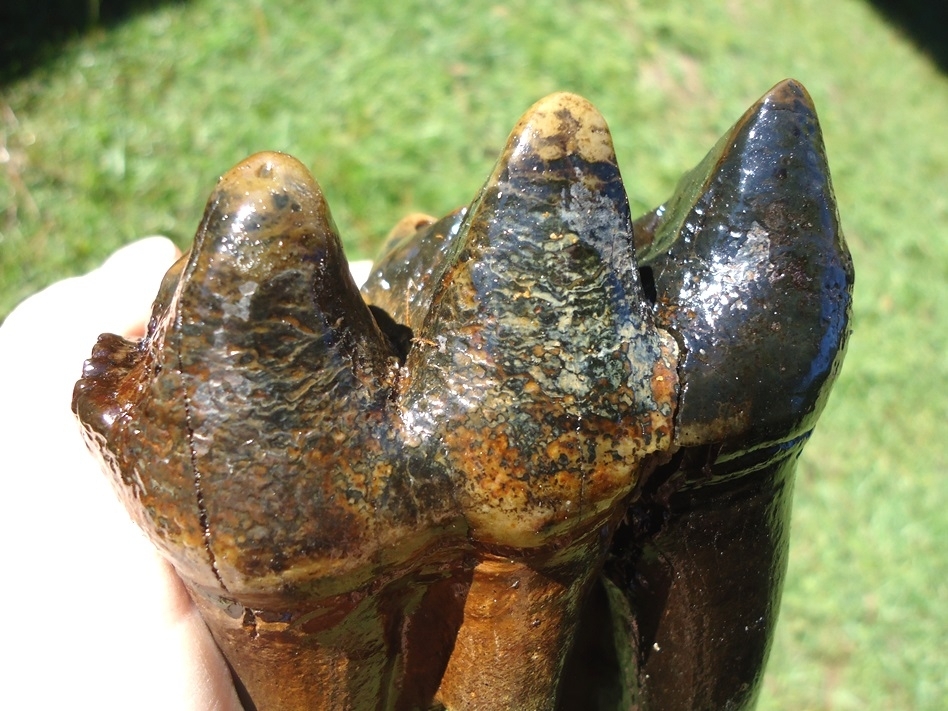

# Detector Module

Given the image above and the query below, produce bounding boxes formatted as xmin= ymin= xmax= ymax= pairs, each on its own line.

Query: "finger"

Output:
xmin=0 ymin=237 xmax=240 ymax=710
xmin=94 ymin=236 xmax=183 ymax=338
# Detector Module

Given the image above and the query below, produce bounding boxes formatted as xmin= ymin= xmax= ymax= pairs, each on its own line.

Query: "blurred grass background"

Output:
xmin=1 ymin=0 xmax=945 ymax=708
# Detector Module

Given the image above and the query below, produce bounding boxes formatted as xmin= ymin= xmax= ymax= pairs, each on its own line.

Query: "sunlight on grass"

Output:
xmin=2 ymin=0 xmax=946 ymax=708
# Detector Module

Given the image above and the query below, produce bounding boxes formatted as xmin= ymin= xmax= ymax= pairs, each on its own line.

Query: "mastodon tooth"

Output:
xmin=72 ymin=81 xmax=854 ymax=711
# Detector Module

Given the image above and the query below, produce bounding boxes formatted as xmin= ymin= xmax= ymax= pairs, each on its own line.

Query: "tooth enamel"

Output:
xmin=376 ymin=92 xmax=678 ymax=710
xmin=154 ymin=152 xmax=419 ymax=597
xmin=76 ymin=151 xmax=474 ymax=709
xmin=638 ymin=79 xmax=853 ymax=448
xmin=590 ymin=79 xmax=855 ymax=710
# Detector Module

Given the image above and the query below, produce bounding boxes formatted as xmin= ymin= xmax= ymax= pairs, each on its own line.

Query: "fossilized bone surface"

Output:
xmin=73 ymin=79 xmax=852 ymax=710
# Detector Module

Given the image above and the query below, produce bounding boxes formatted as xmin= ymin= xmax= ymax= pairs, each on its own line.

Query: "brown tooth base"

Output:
xmin=433 ymin=493 xmax=637 ymax=711
xmin=435 ymin=554 xmax=594 ymax=711
xmin=189 ymin=559 xmax=470 ymax=711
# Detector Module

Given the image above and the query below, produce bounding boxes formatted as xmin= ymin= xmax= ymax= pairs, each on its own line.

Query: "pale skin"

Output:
xmin=0 ymin=238 xmax=242 ymax=710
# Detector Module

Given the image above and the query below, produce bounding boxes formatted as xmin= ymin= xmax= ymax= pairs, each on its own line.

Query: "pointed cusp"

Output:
xmin=637 ymin=78 xmax=854 ymax=450
xmin=73 ymin=152 xmax=415 ymax=598
xmin=405 ymin=91 xmax=679 ymax=548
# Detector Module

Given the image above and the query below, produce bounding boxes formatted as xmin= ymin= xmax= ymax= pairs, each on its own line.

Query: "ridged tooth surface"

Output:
xmin=73 ymin=152 xmax=475 ymax=710
xmin=403 ymin=92 xmax=678 ymax=548
xmin=368 ymin=92 xmax=675 ymax=711
xmin=74 ymin=151 xmax=452 ymax=599
xmin=635 ymin=79 xmax=853 ymax=449
xmin=171 ymin=152 xmax=406 ymax=595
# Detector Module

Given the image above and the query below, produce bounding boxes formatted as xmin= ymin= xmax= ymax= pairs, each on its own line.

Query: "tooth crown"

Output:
xmin=73 ymin=81 xmax=852 ymax=710
xmin=74 ymin=98 xmax=679 ymax=601
xmin=636 ymin=79 xmax=854 ymax=452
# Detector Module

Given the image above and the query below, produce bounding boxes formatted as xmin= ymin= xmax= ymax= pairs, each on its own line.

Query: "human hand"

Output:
xmin=0 ymin=238 xmax=243 ymax=710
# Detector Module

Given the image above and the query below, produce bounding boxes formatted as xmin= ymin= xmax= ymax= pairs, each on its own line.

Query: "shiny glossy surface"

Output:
xmin=634 ymin=79 xmax=852 ymax=452
xmin=74 ymin=80 xmax=852 ymax=710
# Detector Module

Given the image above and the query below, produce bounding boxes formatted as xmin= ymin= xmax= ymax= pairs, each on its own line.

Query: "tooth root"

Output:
xmin=640 ymin=78 xmax=854 ymax=448
xmin=398 ymin=92 xmax=677 ymax=710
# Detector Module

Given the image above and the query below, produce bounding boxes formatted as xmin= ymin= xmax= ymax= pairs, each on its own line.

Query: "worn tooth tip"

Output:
xmin=226 ymin=150 xmax=316 ymax=190
xmin=743 ymin=79 xmax=818 ymax=126
xmin=208 ymin=151 xmax=330 ymax=237
xmin=187 ymin=150 xmax=345 ymax=289
xmin=506 ymin=91 xmax=616 ymax=167
xmin=766 ymin=78 xmax=813 ymax=106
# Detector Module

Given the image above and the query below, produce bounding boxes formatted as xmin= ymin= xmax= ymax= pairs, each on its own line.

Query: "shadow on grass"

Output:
xmin=867 ymin=0 xmax=948 ymax=73
xmin=0 ymin=0 xmax=189 ymax=84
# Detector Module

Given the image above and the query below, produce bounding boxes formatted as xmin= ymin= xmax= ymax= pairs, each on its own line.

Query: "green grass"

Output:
xmin=3 ymin=0 xmax=946 ymax=708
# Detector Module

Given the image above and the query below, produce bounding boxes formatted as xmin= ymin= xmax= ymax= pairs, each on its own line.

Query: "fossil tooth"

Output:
xmin=395 ymin=92 xmax=678 ymax=710
xmin=73 ymin=83 xmax=853 ymax=711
